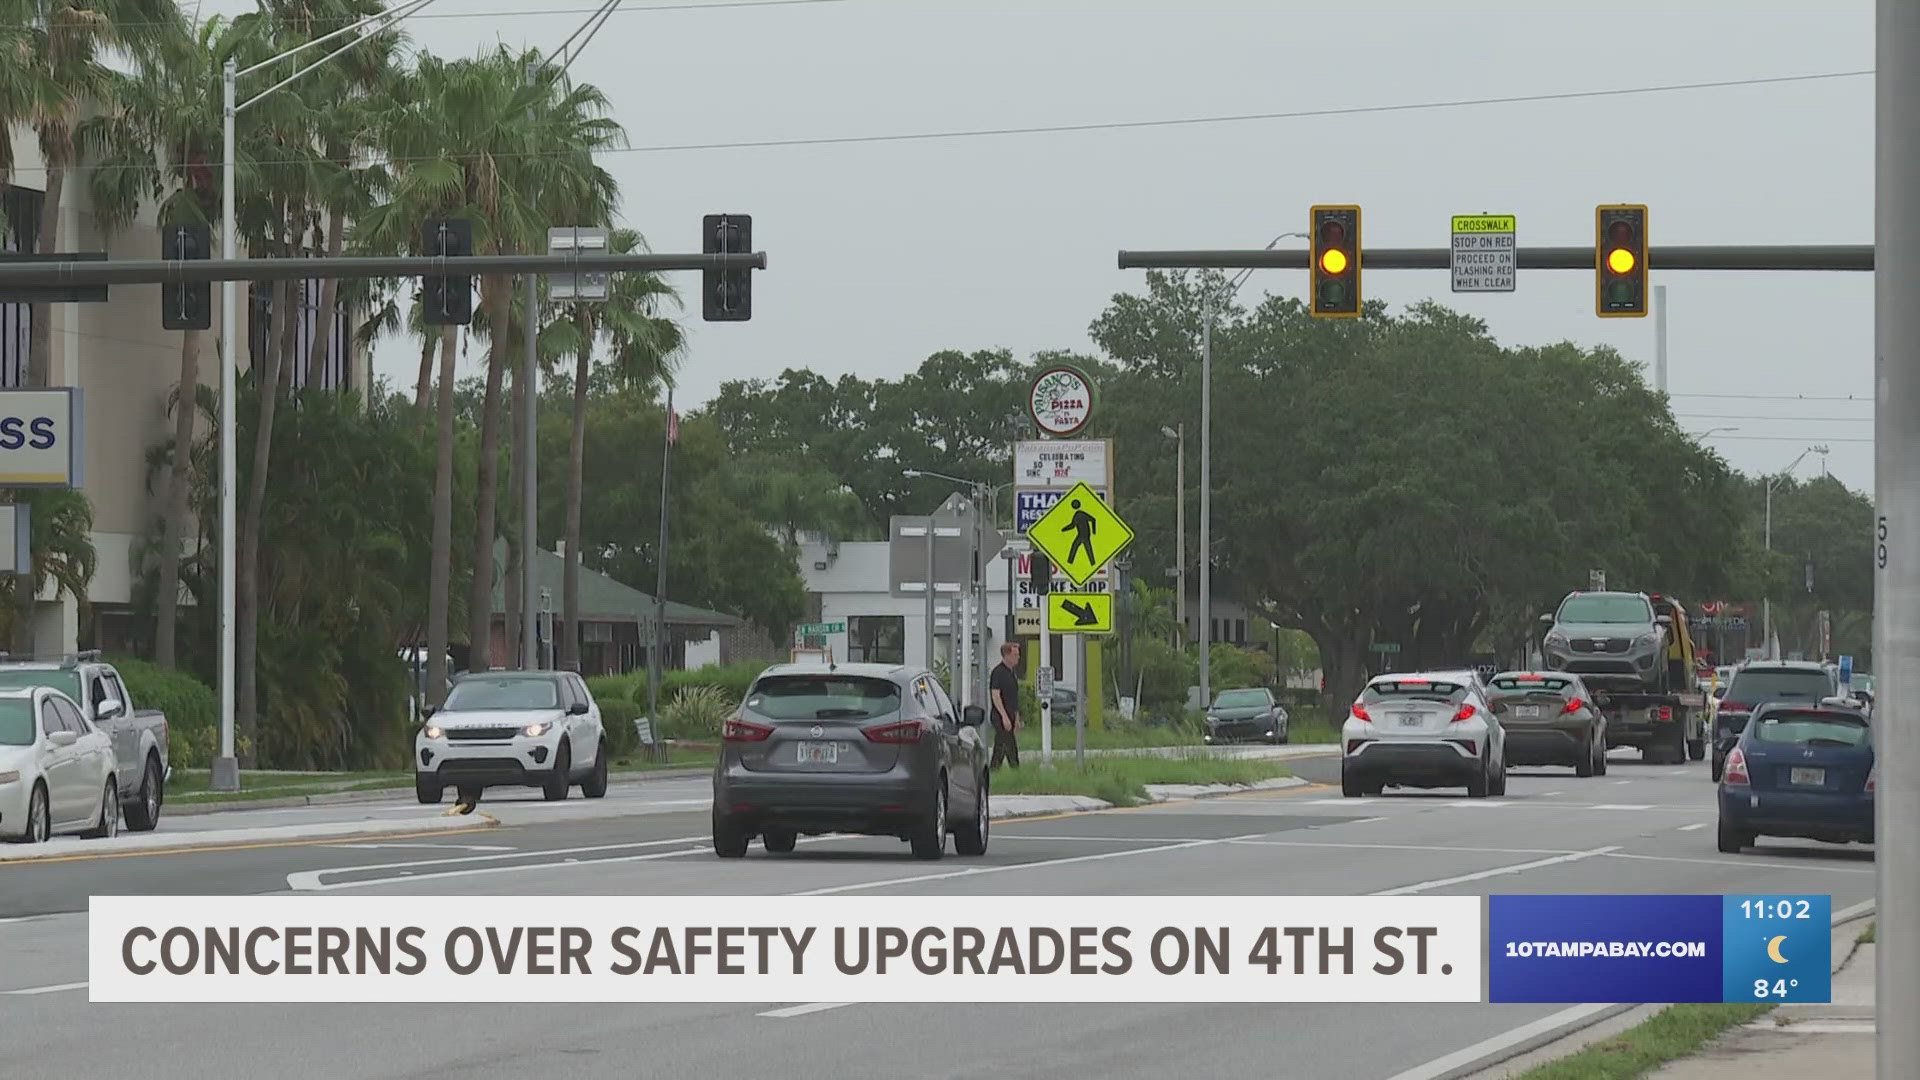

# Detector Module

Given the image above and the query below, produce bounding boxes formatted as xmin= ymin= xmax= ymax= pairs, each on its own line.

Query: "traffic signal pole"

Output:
xmin=1119 ymin=246 xmax=1873 ymax=271
xmin=1875 ymin=3 xmax=1917 ymax=1075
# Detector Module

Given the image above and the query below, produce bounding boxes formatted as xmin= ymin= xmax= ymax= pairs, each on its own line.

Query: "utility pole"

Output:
xmin=1875 ymin=3 xmax=1917 ymax=1075
xmin=1199 ymin=293 xmax=1213 ymax=716
xmin=648 ymin=389 xmax=674 ymax=763
xmin=923 ymin=515 xmax=936 ymax=675
xmin=520 ymin=61 xmax=539 ymax=672
xmin=1163 ymin=424 xmax=1185 ymax=645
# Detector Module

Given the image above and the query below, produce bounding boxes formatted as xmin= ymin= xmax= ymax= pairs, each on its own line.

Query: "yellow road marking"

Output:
xmin=0 ymin=820 xmax=503 ymax=867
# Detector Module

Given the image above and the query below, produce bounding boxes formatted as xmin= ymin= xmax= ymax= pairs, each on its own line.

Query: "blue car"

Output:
xmin=1717 ymin=701 xmax=1874 ymax=854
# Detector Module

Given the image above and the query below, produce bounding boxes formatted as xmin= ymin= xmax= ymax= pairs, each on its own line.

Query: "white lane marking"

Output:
xmin=324 ymin=842 xmax=516 ymax=851
xmin=1612 ymin=779 xmax=1633 ymax=785
xmin=0 ymin=915 xmax=49 ymax=926
xmin=1382 ymin=1002 xmax=1621 ymax=1080
xmin=1307 ymin=798 xmax=1376 ymax=805
xmin=1589 ymin=804 xmax=1654 ymax=811
xmin=285 ymin=835 xmax=709 ymax=890
xmin=1444 ymin=801 xmax=1513 ymax=808
xmin=758 ymin=1001 xmax=855 ymax=1018
xmin=790 ymin=833 xmax=1276 ymax=896
xmin=1232 ymin=840 xmax=1579 ymax=857
xmin=993 ymin=835 xmax=1209 ymax=844
xmin=1346 ymin=816 xmax=1388 ymax=826
xmin=1679 ymin=822 xmax=1710 ymax=832
xmin=1371 ymin=846 xmax=1622 ymax=896
xmin=1602 ymin=852 xmax=1874 ymax=875
xmin=2 ymin=981 xmax=87 ymax=996
xmin=1538 ymin=790 xmax=1565 ymax=797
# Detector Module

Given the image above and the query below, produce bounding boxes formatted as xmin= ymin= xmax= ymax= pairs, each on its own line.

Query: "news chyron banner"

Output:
xmin=1489 ymin=893 xmax=1832 ymax=1004
xmin=90 ymin=896 xmax=1480 ymax=1003
xmin=87 ymin=894 xmax=1832 ymax=1004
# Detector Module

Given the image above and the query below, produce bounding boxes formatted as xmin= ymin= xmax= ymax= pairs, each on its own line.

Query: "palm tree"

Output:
xmin=543 ymin=228 xmax=683 ymax=667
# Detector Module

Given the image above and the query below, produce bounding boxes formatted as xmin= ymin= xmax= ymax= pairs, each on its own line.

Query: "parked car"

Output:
xmin=712 ymin=662 xmax=990 ymax=860
xmin=1711 ymin=661 xmax=1840 ymax=781
xmin=0 ymin=686 xmax=123 ymax=843
xmin=0 ymin=651 xmax=169 ymax=831
xmin=1204 ymin=687 xmax=1289 ymax=744
xmin=414 ymin=669 xmax=607 ymax=803
xmin=1717 ymin=701 xmax=1873 ymax=853
xmin=1341 ymin=672 xmax=1507 ymax=798
xmin=1484 ymin=671 xmax=1607 ymax=777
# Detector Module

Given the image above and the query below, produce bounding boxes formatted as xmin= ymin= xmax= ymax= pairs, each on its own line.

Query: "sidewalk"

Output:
xmin=1644 ymin=929 xmax=1875 ymax=1080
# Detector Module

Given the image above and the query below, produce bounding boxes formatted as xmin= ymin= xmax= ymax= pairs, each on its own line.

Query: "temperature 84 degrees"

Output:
xmin=1245 ymin=926 xmax=1449 ymax=976
xmin=1754 ymin=977 xmax=1801 ymax=999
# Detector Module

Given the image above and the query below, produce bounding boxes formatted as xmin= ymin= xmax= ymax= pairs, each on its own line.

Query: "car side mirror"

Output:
xmin=48 ymin=729 xmax=77 ymax=747
xmin=1712 ymin=686 xmax=1727 ymax=699
xmin=97 ymin=697 xmax=125 ymax=720
xmin=568 ymin=701 xmax=590 ymax=715
xmin=1538 ymin=613 xmax=1554 ymax=624
xmin=962 ymin=705 xmax=986 ymax=726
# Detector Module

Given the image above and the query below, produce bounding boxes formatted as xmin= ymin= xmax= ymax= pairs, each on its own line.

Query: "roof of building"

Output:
xmin=490 ymin=540 xmax=738 ymax=628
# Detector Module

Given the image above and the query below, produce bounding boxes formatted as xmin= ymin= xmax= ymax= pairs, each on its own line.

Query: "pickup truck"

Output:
xmin=0 ymin=651 xmax=169 ymax=830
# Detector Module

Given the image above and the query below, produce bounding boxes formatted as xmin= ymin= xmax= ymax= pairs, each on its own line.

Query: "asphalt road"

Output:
xmin=0 ymin=751 xmax=1877 ymax=1080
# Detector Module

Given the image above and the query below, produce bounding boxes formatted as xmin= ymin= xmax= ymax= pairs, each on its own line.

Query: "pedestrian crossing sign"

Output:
xmin=1025 ymin=481 xmax=1133 ymax=588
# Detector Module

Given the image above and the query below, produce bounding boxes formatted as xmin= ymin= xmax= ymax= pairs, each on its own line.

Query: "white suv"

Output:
xmin=415 ymin=670 xmax=607 ymax=804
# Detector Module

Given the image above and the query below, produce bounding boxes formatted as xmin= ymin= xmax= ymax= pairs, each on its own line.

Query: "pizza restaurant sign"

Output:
xmin=1028 ymin=365 xmax=1093 ymax=437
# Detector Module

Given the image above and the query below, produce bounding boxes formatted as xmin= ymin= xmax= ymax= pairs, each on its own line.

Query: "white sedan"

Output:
xmin=0 ymin=686 xmax=122 ymax=843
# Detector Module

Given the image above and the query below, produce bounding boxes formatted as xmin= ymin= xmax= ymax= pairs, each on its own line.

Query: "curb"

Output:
xmin=0 ymin=813 xmax=502 ymax=863
xmin=163 ymin=767 xmax=712 ymax=816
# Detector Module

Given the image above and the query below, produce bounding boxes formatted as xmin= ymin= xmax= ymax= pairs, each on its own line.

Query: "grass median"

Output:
xmin=1512 ymin=1002 xmax=1775 ymax=1080
xmin=991 ymin=752 xmax=1292 ymax=807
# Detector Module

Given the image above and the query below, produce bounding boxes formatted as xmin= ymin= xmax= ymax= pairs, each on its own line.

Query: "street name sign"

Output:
xmin=1026 ymin=481 xmax=1134 ymax=588
xmin=1048 ymin=592 xmax=1113 ymax=634
xmin=1450 ymin=215 xmax=1516 ymax=293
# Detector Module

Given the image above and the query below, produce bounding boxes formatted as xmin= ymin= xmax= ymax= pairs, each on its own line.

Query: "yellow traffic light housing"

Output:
xmin=1309 ymin=205 xmax=1361 ymax=318
xmin=1595 ymin=204 xmax=1648 ymax=317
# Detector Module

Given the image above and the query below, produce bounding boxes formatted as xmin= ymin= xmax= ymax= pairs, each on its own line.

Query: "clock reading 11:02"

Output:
xmin=1739 ymin=899 xmax=1813 ymax=920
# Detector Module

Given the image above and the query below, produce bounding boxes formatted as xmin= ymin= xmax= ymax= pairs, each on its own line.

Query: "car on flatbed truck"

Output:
xmin=0 ymin=652 xmax=169 ymax=831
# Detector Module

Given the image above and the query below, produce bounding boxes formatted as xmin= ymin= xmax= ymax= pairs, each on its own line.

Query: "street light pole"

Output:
xmin=1763 ymin=445 xmax=1828 ymax=659
xmin=1163 ymin=424 xmax=1185 ymax=646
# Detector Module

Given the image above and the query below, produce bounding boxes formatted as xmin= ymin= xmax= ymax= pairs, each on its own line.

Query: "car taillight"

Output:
xmin=1866 ymin=765 xmax=1876 ymax=793
xmin=1563 ymin=697 xmax=1585 ymax=714
xmin=1452 ymin=703 xmax=1477 ymax=723
xmin=1723 ymin=747 xmax=1751 ymax=786
xmin=1350 ymin=703 xmax=1372 ymax=722
xmin=863 ymin=719 xmax=928 ymax=743
xmin=1658 ymin=706 xmax=1673 ymax=722
xmin=721 ymin=717 xmax=773 ymax=742
xmin=1720 ymin=702 xmax=1749 ymax=714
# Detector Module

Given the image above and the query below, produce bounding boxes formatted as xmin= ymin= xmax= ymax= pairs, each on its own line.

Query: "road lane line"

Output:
xmin=3 ymin=825 xmax=502 ymax=866
xmin=1589 ymin=804 xmax=1654 ymax=811
xmin=324 ymin=842 xmax=516 ymax=851
xmin=2 ymin=981 xmax=87 ymax=995
xmin=1370 ymin=846 xmax=1621 ymax=896
xmin=1381 ymin=1002 xmax=1623 ymax=1080
xmin=788 ymin=833 xmax=1276 ymax=896
xmin=1602 ymin=851 xmax=1874 ymax=874
xmin=1230 ymin=840 xmax=1579 ymax=856
xmin=758 ymin=1001 xmax=854 ymax=1018
xmin=1678 ymin=822 xmax=1709 ymax=831
xmin=285 ymin=834 xmax=711 ymax=890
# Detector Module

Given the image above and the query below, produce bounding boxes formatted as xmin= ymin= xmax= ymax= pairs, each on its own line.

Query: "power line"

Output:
xmin=2 ymin=67 xmax=1874 ymax=178
xmin=1670 ymin=392 xmax=1873 ymax=402
xmin=88 ymin=0 xmax=847 ymax=32
xmin=1677 ymin=413 xmax=1873 ymax=423
xmin=1699 ymin=434 xmax=1873 ymax=443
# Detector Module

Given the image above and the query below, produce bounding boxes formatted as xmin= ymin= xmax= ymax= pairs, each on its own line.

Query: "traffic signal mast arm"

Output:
xmin=0 ymin=250 xmax=768 ymax=287
xmin=1120 ymin=245 xmax=1873 ymax=271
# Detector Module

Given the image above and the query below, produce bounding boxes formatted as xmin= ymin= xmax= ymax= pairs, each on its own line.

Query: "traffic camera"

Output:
xmin=421 ymin=218 xmax=473 ymax=326
xmin=1309 ymin=205 xmax=1361 ymax=318
xmin=1595 ymin=205 xmax=1648 ymax=317
xmin=160 ymin=223 xmax=211 ymax=331
xmin=703 ymin=213 xmax=752 ymax=321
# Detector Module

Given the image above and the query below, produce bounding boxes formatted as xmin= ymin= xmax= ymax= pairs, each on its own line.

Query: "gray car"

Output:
xmin=1485 ymin=671 xmax=1607 ymax=777
xmin=1204 ymin=687 xmax=1289 ymax=744
xmin=712 ymin=663 xmax=991 ymax=860
xmin=1540 ymin=590 xmax=1672 ymax=694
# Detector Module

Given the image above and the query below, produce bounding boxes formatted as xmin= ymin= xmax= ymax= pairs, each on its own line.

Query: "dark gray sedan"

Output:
xmin=1204 ymin=687 xmax=1289 ymax=744
xmin=712 ymin=663 xmax=991 ymax=861
xmin=1485 ymin=671 xmax=1607 ymax=777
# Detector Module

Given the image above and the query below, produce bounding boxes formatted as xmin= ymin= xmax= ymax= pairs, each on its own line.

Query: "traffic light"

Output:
xmin=160 ymin=223 xmax=211 ymax=330
xmin=1309 ymin=205 xmax=1361 ymax=318
xmin=1595 ymin=204 xmax=1648 ymax=317
xmin=421 ymin=218 xmax=472 ymax=325
xmin=1028 ymin=550 xmax=1052 ymax=597
xmin=702 ymin=213 xmax=751 ymax=322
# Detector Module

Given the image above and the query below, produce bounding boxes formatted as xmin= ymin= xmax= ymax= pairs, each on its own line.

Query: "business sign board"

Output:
xmin=0 ymin=387 xmax=83 ymax=488
xmin=1014 ymin=439 xmax=1109 ymax=489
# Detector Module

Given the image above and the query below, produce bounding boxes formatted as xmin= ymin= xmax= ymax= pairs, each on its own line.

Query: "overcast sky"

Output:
xmin=199 ymin=0 xmax=1877 ymax=491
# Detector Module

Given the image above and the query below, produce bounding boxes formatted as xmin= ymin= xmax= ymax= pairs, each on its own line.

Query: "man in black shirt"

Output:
xmin=989 ymin=641 xmax=1022 ymax=768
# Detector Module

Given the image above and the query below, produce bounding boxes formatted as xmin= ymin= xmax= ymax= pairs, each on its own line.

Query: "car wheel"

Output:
xmin=910 ymin=781 xmax=948 ymax=860
xmin=83 ymin=779 xmax=120 ymax=839
xmin=1341 ymin=765 xmax=1366 ymax=798
xmin=954 ymin=780 xmax=989 ymax=856
xmin=415 ymin=776 xmax=443 ymax=804
xmin=762 ymin=827 xmax=797 ymax=854
xmin=1467 ymin=761 xmax=1490 ymax=799
xmin=1489 ymin=759 xmax=1508 ymax=796
xmin=1575 ymin=741 xmax=1595 ymax=778
xmin=1710 ymin=752 xmax=1725 ymax=783
xmin=1687 ymin=736 xmax=1706 ymax=762
xmin=456 ymin=785 xmax=483 ymax=805
xmin=1717 ymin=820 xmax=1753 ymax=854
xmin=1594 ymin=735 xmax=1610 ymax=776
xmin=127 ymin=756 xmax=163 ymax=831
xmin=22 ymin=783 xmax=49 ymax=843
xmin=543 ymin=743 xmax=572 ymax=801
xmin=581 ymin=747 xmax=609 ymax=799
xmin=713 ymin=813 xmax=749 ymax=858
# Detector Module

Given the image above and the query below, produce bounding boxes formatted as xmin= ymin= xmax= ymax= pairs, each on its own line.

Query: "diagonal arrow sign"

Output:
xmin=1061 ymin=599 xmax=1098 ymax=627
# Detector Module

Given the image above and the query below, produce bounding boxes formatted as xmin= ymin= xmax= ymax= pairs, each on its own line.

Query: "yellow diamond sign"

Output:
xmin=1027 ymin=481 xmax=1133 ymax=587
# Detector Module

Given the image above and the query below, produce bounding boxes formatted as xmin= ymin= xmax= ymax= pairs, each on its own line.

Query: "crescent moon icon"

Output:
xmin=1767 ymin=936 xmax=1789 ymax=964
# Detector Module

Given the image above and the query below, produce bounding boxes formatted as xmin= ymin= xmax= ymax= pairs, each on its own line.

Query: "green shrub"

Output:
xmin=596 ymin=694 xmax=642 ymax=761
xmin=661 ymin=684 xmax=732 ymax=742
xmin=113 ymin=658 xmax=218 ymax=759
xmin=586 ymin=673 xmax=636 ymax=705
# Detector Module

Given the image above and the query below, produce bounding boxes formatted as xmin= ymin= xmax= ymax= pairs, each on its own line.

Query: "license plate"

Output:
xmin=1398 ymin=714 xmax=1423 ymax=728
xmin=1789 ymin=767 xmax=1825 ymax=787
xmin=1514 ymin=705 xmax=1540 ymax=718
xmin=797 ymin=742 xmax=839 ymax=765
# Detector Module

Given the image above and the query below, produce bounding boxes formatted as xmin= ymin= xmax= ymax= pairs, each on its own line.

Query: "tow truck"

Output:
xmin=1596 ymin=595 xmax=1706 ymax=765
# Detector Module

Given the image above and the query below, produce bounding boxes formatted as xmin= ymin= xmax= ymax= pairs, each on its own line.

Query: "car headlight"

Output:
xmin=0 ymin=769 xmax=18 ymax=785
xmin=1544 ymin=632 xmax=1569 ymax=649
xmin=1633 ymin=633 xmax=1657 ymax=648
xmin=422 ymin=725 xmax=443 ymax=740
xmin=523 ymin=721 xmax=553 ymax=737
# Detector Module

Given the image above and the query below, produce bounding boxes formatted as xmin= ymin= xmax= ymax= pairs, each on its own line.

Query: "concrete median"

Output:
xmin=0 ymin=812 xmax=502 ymax=863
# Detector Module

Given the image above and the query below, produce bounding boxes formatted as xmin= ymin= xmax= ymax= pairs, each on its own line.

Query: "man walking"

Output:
xmin=990 ymin=641 xmax=1023 ymax=768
